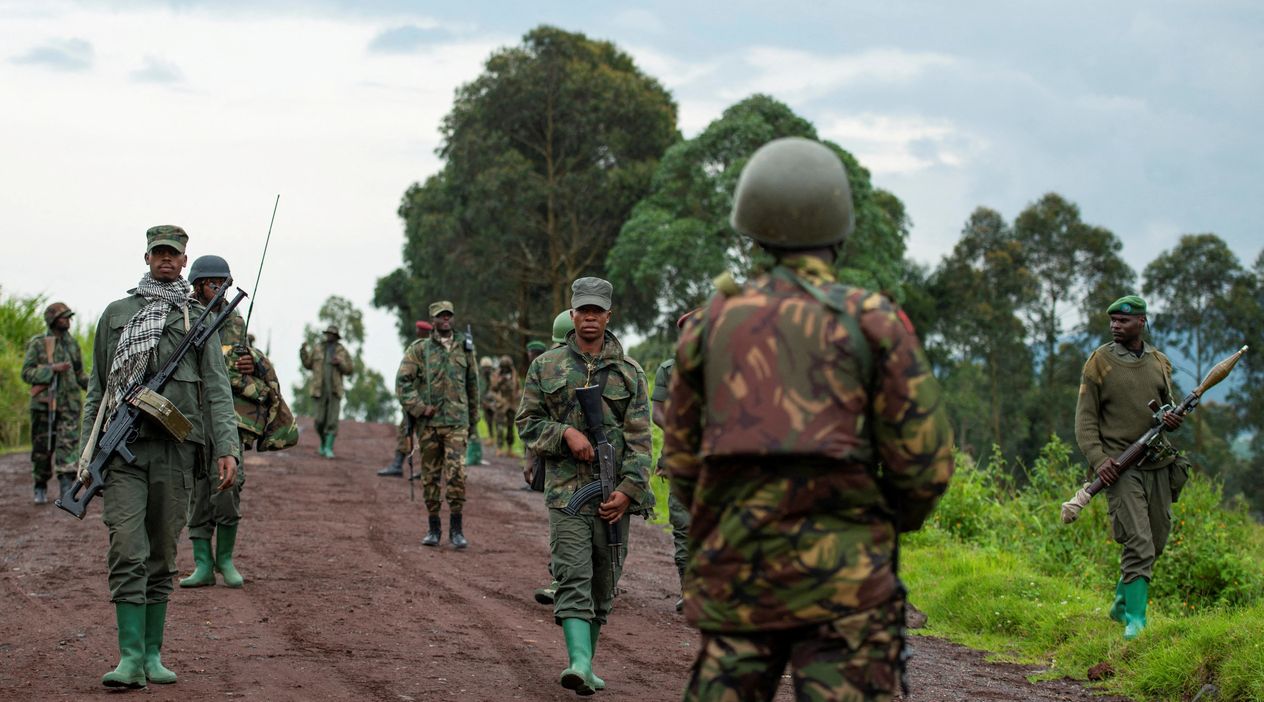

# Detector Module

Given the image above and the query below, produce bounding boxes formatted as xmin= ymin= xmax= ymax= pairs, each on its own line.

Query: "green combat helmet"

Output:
xmin=730 ymin=137 xmax=854 ymax=249
xmin=552 ymin=310 xmax=575 ymax=345
xmin=188 ymin=255 xmax=231 ymax=283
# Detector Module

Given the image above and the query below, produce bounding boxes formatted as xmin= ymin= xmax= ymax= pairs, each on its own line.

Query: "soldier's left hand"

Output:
xmin=598 ymin=490 xmax=630 ymax=523
xmin=1161 ymin=411 xmax=1184 ymax=431
xmin=235 ymin=353 xmax=255 ymax=375
xmin=216 ymin=456 xmax=238 ymax=491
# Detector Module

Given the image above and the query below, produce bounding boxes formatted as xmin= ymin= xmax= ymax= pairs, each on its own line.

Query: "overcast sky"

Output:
xmin=2 ymin=0 xmax=1260 ymax=400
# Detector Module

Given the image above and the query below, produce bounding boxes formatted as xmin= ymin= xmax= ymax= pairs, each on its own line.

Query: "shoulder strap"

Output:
xmin=562 ymin=348 xmax=616 ymax=422
xmin=771 ymin=266 xmax=874 ymax=386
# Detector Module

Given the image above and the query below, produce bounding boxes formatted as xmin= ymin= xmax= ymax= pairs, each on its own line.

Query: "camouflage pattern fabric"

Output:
xmin=220 ymin=312 xmax=297 ymax=450
xmin=300 ymin=339 xmax=353 ymax=399
xmin=663 ymin=256 xmax=953 ymax=633
xmin=489 ymin=366 xmax=519 ymax=449
xmin=21 ymin=332 xmax=89 ymax=411
xmin=395 ymin=416 xmax=411 ymax=455
xmin=681 ymin=598 xmax=905 ymax=702
xmin=515 ymin=330 xmax=652 ymax=515
xmin=396 ymin=336 xmax=479 ymax=429
xmin=29 ymin=408 xmax=81 ymax=481
xmin=418 ymin=425 xmax=468 ymax=514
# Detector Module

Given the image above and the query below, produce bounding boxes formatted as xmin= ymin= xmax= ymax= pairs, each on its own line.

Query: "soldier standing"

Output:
xmin=396 ymin=301 xmax=479 ymax=548
xmin=517 ymin=278 xmax=652 ymax=695
xmin=490 ymin=355 xmax=520 ymax=454
xmin=662 ymin=138 xmax=954 ymax=702
xmin=79 ymin=225 xmax=239 ymax=688
xmin=300 ymin=324 xmax=353 ymax=458
xmin=650 ymin=310 xmax=695 ymax=613
xmin=479 ymin=356 xmax=497 ymax=444
xmin=1075 ymin=295 xmax=1185 ymax=641
xmin=380 ymin=320 xmax=433 ymax=477
xmin=22 ymin=302 xmax=89 ymax=504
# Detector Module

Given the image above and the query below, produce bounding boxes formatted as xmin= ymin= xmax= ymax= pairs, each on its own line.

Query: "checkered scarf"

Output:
xmin=104 ymin=273 xmax=192 ymax=409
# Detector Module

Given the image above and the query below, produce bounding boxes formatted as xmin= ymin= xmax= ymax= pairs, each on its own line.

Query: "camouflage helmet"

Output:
xmin=43 ymin=302 xmax=72 ymax=326
xmin=188 ymin=254 xmax=231 ymax=283
xmin=552 ymin=310 xmax=575 ymax=345
xmin=730 ymin=137 xmax=855 ymax=249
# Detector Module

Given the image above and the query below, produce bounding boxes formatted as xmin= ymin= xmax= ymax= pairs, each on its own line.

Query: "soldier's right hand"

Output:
xmin=50 ymin=362 xmax=71 ymax=372
xmin=235 ymin=354 xmax=255 ymax=375
xmin=1096 ymin=458 xmax=1121 ymax=486
xmin=563 ymin=427 xmax=594 ymax=462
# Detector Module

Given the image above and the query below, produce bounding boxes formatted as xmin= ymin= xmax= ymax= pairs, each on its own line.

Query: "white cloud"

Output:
xmin=818 ymin=113 xmax=985 ymax=176
xmin=723 ymin=46 xmax=958 ymax=102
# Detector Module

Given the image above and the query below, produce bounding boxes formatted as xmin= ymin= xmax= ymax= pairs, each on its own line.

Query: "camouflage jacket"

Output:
xmin=219 ymin=312 xmax=297 ymax=449
xmin=395 ymin=335 xmax=479 ymax=428
xmin=662 ymin=257 xmax=954 ymax=632
xmin=22 ymin=332 xmax=90 ymax=411
xmin=300 ymin=340 xmax=353 ymax=399
xmin=516 ymin=331 xmax=652 ymax=515
xmin=489 ymin=367 xmax=520 ymax=413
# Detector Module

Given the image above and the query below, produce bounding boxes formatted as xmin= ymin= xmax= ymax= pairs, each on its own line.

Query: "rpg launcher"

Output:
xmin=57 ymin=280 xmax=247 ymax=519
xmin=562 ymin=384 xmax=622 ymax=589
xmin=1061 ymin=345 xmax=1248 ymax=524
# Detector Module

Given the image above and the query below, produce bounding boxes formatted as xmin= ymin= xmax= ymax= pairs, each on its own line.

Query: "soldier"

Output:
xmin=79 ymin=225 xmax=239 ymax=688
xmin=380 ymin=320 xmax=433 ymax=477
xmin=517 ymin=278 xmax=652 ymax=695
xmin=1075 ymin=295 xmax=1185 ymax=641
xmin=396 ymin=300 xmax=479 ymax=548
xmin=300 ymin=324 xmax=353 ymax=458
xmin=531 ymin=313 xmax=575 ymax=609
xmin=662 ymin=138 xmax=954 ymax=702
xmin=650 ymin=310 xmax=696 ymax=613
xmin=21 ymin=302 xmax=90 ymax=504
xmin=490 ymin=355 xmax=519 ymax=454
xmin=479 ymin=355 xmax=497 ymax=444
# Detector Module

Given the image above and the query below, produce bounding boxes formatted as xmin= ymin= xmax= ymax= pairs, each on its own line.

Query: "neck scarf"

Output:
xmin=105 ymin=273 xmax=192 ymax=408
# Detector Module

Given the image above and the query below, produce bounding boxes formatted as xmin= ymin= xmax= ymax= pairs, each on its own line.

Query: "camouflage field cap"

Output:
xmin=429 ymin=300 xmax=455 ymax=317
xmin=551 ymin=310 xmax=574 ymax=344
xmin=415 ymin=320 xmax=434 ymax=332
xmin=323 ymin=325 xmax=340 ymax=338
xmin=1107 ymin=295 xmax=1147 ymax=315
xmin=146 ymin=225 xmax=189 ymax=253
xmin=730 ymin=137 xmax=854 ymax=249
xmin=526 ymin=340 xmax=548 ymax=353
xmin=43 ymin=302 xmax=73 ymax=325
xmin=571 ymin=277 xmax=613 ymax=311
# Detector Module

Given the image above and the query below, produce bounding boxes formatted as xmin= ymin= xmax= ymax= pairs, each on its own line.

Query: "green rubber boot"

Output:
xmin=589 ymin=622 xmax=605 ymax=691
xmin=179 ymin=538 xmax=216 ymax=588
xmin=215 ymin=524 xmax=244 ymax=588
xmin=466 ymin=438 xmax=483 ymax=466
xmin=143 ymin=601 xmax=177 ymax=684
xmin=102 ymin=602 xmax=147 ymax=688
xmin=559 ymin=618 xmax=595 ymax=696
xmin=1109 ymin=578 xmax=1125 ymax=623
xmin=324 ymin=433 xmax=336 ymax=459
xmin=1123 ymin=577 xmax=1149 ymax=640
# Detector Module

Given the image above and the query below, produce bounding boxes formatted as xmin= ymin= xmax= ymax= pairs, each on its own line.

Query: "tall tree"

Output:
xmin=292 ymin=296 xmax=395 ymax=423
xmin=376 ymin=26 xmax=678 ymax=361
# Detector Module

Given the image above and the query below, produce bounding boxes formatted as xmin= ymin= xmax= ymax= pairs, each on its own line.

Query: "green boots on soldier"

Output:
xmin=422 ymin=515 xmax=442 ymax=547
xmin=560 ymin=618 xmax=596 ymax=695
xmin=215 ymin=524 xmax=244 ymax=588
xmin=589 ymin=621 xmax=605 ymax=691
xmin=102 ymin=603 xmax=147 ymax=689
xmin=180 ymin=538 xmax=216 ymax=588
xmin=143 ymin=601 xmax=177 ymax=684
xmin=320 ymin=433 xmax=336 ymax=459
xmin=1122 ymin=577 xmax=1149 ymax=640
xmin=1109 ymin=578 xmax=1126 ymax=623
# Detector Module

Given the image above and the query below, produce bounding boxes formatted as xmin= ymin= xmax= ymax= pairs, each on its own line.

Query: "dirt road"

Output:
xmin=0 ymin=420 xmax=1128 ymax=701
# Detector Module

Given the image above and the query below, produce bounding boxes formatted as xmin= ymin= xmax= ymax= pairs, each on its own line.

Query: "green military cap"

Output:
xmin=571 ymin=277 xmax=613 ymax=311
xmin=43 ymin=302 xmax=73 ymax=325
xmin=323 ymin=325 xmax=340 ymax=337
xmin=526 ymin=340 xmax=548 ymax=353
xmin=1107 ymin=295 xmax=1147 ymax=315
xmin=146 ymin=225 xmax=189 ymax=253
xmin=429 ymin=300 xmax=455 ymax=316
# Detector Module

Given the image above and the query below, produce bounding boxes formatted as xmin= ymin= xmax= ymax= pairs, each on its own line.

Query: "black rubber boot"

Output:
xmin=422 ymin=515 xmax=442 ymax=547
xmin=377 ymin=452 xmax=405 ymax=477
xmin=450 ymin=513 xmax=468 ymax=550
xmin=58 ymin=474 xmax=75 ymax=499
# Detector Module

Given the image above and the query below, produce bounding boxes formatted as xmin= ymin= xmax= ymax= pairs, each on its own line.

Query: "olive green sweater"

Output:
xmin=1074 ymin=341 xmax=1176 ymax=471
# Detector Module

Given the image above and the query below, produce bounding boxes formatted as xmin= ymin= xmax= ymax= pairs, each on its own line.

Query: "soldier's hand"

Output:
xmin=1161 ymin=411 xmax=1184 ymax=431
xmin=598 ymin=490 xmax=630 ymax=523
xmin=423 ymin=405 xmax=438 ymax=418
xmin=51 ymin=362 xmax=71 ymax=372
xmin=563 ymin=427 xmax=594 ymax=462
xmin=216 ymin=456 xmax=238 ymax=492
xmin=235 ymin=353 xmax=255 ymax=375
xmin=1096 ymin=458 xmax=1121 ymax=486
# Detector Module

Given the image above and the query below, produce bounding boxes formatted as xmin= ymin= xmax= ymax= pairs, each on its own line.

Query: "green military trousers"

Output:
xmin=683 ymin=599 xmax=905 ymax=702
xmin=30 ymin=406 xmax=80 ymax=484
xmin=313 ymin=394 xmax=341 ymax=438
xmin=102 ymin=439 xmax=196 ymax=604
xmin=186 ymin=461 xmax=245 ymax=540
xmin=549 ymin=509 xmax=630 ymax=625
xmin=418 ymin=425 xmax=467 ymax=515
xmin=667 ymin=492 xmax=692 ymax=580
xmin=1106 ymin=465 xmax=1172 ymax=583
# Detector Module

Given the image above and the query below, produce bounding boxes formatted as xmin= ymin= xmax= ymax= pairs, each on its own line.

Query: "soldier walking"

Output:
xmin=662 ymin=138 xmax=954 ymax=702
xmin=490 ymin=355 xmax=519 ymax=454
xmin=22 ymin=302 xmax=89 ymax=504
xmin=396 ymin=301 xmax=478 ymax=548
xmin=650 ymin=310 xmax=695 ymax=613
xmin=517 ymin=278 xmax=653 ymax=695
xmin=300 ymin=324 xmax=353 ymax=458
xmin=380 ymin=320 xmax=433 ymax=477
xmin=79 ymin=225 xmax=240 ymax=688
xmin=1075 ymin=295 xmax=1186 ymax=640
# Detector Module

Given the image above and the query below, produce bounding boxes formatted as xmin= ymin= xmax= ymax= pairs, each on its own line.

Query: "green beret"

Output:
xmin=1107 ymin=295 xmax=1147 ymax=315
xmin=526 ymin=340 xmax=548 ymax=352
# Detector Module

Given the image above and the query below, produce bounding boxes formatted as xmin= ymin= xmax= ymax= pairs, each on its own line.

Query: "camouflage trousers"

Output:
xmin=682 ymin=600 xmax=904 ymax=702
xmin=186 ymin=460 xmax=246 ymax=540
xmin=668 ymin=492 xmax=691 ymax=582
xmin=29 ymin=407 xmax=80 ymax=484
xmin=313 ymin=394 xmax=341 ymax=437
xmin=493 ymin=409 xmax=516 ymax=451
xmin=419 ymin=425 xmax=467 ymax=515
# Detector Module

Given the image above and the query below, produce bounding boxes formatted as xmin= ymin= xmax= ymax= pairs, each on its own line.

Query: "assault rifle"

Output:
xmin=561 ymin=384 xmax=622 ymax=588
xmin=1061 ymin=345 xmax=1248 ymax=523
xmin=57 ymin=280 xmax=247 ymax=519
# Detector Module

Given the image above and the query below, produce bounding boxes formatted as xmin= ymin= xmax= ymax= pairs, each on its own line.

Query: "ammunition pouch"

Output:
xmin=126 ymin=386 xmax=193 ymax=441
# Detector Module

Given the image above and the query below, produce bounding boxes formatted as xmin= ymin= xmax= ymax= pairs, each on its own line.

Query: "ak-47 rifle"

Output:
xmin=1061 ymin=345 xmax=1249 ymax=523
xmin=562 ymin=384 xmax=622 ymax=589
xmin=57 ymin=280 xmax=248 ymax=519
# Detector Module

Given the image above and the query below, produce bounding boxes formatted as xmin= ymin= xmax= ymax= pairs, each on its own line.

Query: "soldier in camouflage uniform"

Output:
xmin=479 ymin=355 xmax=497 ymax=443
xmin=397 ymin=300 xmax=479 ymax=548
xmin=300 ymin=325 xmax=353 ymax=458
xmin=21 ymin=302 xmax=90 ymax=504
xmin=490 ymin=355 xmax=520 ymax=454
xmin=517 ymin=279 xmax=652 ymax=695
xmin=662 ymin=138 xmax=954 ymax=702
xmin=1075 ymin=294 xmax=1185 ymax=641
xmin=380 ymin=320 xmax=433 ymax=477
xmin=651 ymin=310 xmax=696 ymax=613
xmin=80 ymin=226 xmax=240 ymax=688
xmin=531 ymin=313 xmax=575 ymax=607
